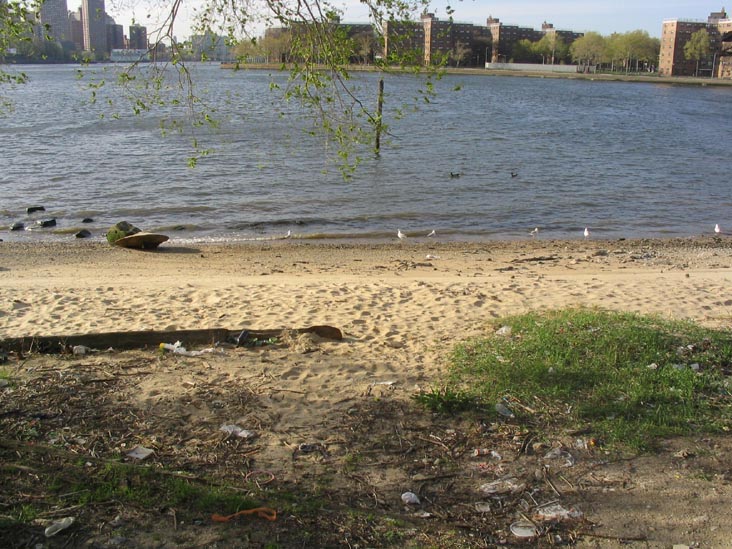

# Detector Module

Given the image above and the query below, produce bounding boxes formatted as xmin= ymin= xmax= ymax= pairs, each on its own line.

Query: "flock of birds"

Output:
xmin=288 ymin=172 xmax=724 ymax=243
xmin=396 ymin=172 xmax=725 ymax=242
xmin=396 ymin=224 xmax=723 ymax=241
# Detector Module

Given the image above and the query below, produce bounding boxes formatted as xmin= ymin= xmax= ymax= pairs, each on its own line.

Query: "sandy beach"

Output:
xmin=2 ymin=236 xmax=732 ymax=547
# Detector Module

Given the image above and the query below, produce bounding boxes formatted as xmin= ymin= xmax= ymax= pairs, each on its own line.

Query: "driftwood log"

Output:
xmin=0 ymin=325 xmax=342 ymax=354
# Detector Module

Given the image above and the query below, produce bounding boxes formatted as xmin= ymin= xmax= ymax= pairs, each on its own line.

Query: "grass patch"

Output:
xmin=70 ymin=462 xmax=262 ymax=515
xmin=415 ymin=309 xmax=732 ymax=450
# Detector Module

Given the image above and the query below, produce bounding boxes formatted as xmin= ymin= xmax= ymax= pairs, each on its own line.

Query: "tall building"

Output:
xmin=39 ymin=0 xmax=70 ymax=43
xmin=82 ymin=0 xmax=107 ymax=54
xmin=107 ymin=18 xmax=124 ymax=50
xmin=421 ymin=13 xmax=489 ymax=65
xmin=129 ymin=24 xmax=147 ymax=50
xmin=659 ymin=9 xmax=731 ymax=77
xmin=719 ymin=29 xmax=732 ymax=77
xmin=190 ymin=32 xmax=229 ymax=60
xmin=485 ymin=16 xmax=581 ymax=63
xmin=69 ymin=9 xmax=84 ymax=51
xmin=384 ymin=14 xmax=581 ymax=66
xmin=383 ymin=19 xmax=424 ymax=63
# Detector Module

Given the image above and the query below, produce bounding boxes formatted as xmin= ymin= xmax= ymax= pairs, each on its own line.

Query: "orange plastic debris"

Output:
xmin=211 ymin=507 xmax=277 ymax=522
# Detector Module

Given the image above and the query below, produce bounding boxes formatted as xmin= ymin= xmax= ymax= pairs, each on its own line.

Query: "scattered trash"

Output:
xmin=159 ymin=341 xmax=223 ymax=357
xmin=126 ymin=445 xmax=154 ymax=460
xmin=244 ymin=470 xmax=276 ymax=485
xmin=413 ymin=511 xmax=432 ymax=518
xmin=425 ymin=254 xmax=440 ymax=260
xmin=533 ymin=502 xmax=583 ymax=521
xmin=72 ymin=345 xmax=91 ymax=356
xmin=673 ymin=449 xmax=694 ymax=459
xmin=496 ymin=325 xmax=512 ymax=336
xmin=292 ymin=442 xmax=328 ymax=460
xmin=401 ymin=491 xmax=420 ymax=505
xmin=219 ymin=424 xmax=257 ymax=440
xmin=474 ymin=502 xmax=491 ymax=513
xmin=574 ymin=437 xmax=599 ymax=450
xmin=211 ymin=507 xmax=277 ymax=522
xmin=44 ymin=517 xmax=75 ymax=537
xmin=371 ymin=380 xmax=397 ymax=386
xmin=647 ymin=362 xmax=658 ymax=370
xmin=479 ymin=476 xmax=525 ymax=495
xmin=544 ymin=447 xmax=576 ymax=467
xmin=495 ymin=402 xmax=515 ymax=418
xmin=232 ymin=329 xmax=279 ymax=348
xmin=510 ymin=520 xmax=538 ymax=538
xmin=472 ymin=448 xmax=502 ymax=460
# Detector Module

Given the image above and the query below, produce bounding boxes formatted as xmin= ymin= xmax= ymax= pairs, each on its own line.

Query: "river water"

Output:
xmin=1 ymin=63 xmax=731 ymax=243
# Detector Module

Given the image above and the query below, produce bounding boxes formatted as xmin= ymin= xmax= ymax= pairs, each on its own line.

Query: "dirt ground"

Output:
xmin=2 ymin=341 xmax=732 ymax=548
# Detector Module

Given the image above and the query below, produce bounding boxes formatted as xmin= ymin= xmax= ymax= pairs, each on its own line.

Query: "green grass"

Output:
xmin=70 ymin=462 xmax=261 ymax=515
xmin=415 ymin=309 xmax=732 ymax=450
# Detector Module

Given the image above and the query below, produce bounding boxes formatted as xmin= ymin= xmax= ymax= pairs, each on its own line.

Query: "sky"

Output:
xmin=71 ymin=0 xmax=729 ymax=41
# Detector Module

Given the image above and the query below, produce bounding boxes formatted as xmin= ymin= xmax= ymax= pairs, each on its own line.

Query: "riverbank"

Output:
xmin=2 ymin=237 xmax=732 ymax=546
xmin=1 ymin=236 xmax=731 ymax=339
xmin=220 ymin=61 xmax=732 ymax=86
xmin=2 ymin=237 xmax=731 ymax=340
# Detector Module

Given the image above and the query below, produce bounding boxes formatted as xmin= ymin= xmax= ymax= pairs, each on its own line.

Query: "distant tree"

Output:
xmin=351 ymin=31 xmax=376 ymax=65
xmin=606 ymin=30 xmax=659 ymax=73
xmin=535 ymin=33 xmax=566 ymax=64
xmin=511 ymin=38 xmax=539 ymax=63
xmin=570 ymin=32 xmax=606 ymax=71
xmin=0 ymin=0 xmax=39 ymax=89
xmin=451 ymin=40 xmax=470 ymax=67
xmin=684 ymin=28 xmax=712 ymax=76
xmin=232 ymin=37 xmax=263 ymax=62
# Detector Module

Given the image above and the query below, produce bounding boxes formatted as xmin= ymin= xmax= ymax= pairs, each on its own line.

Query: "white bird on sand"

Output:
xmin=584 ymin=227 xmax=590 ymax=239
xmin=427 ymin=230 xmax=436 ymax=237
xmin=397 ymin=229 xmax=407 ymax=240
xmin=530 ymin=227 xmax=539 ymax=237
xmin=284 ymin=230 xmax=292 ymax=239
xmin=715 ymin=223 xmax=721 ymax=234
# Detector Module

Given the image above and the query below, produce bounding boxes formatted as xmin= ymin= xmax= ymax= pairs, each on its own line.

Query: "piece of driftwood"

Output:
xmin=0 ymin=325 xmax=342 ymax=354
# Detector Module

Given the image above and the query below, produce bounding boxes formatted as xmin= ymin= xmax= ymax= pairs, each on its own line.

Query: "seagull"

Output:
xmin=397 ymin=229 xmax=407 ymax=240
xmin=530 ymin=227 xmax=538 ymax=237
xmin=450 ymin=172 xmax=461 ymax=178
xmin=584 ymin=227 xmax=590 ymax=239
xmin=427 ymin=230 xmax=436 ymax=237
xmin=284 ymin=230 xmax=292 ymax=239
xmin=715 ymin=223 xmax=721 ymax=234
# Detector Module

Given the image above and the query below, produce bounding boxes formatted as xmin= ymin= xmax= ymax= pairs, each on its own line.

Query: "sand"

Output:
xmin=2 ymin=236 xmax=732 ymax=546
xmin=3 ymin=236 xmax=731 ymax=350
xmin=2 ymin=236 xmax=732 ymax=439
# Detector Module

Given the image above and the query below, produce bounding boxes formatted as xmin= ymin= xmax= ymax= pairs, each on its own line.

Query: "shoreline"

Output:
xmin=2 ymin=235 xmax=731 ymax=340
xmin=220 ymin=62 xmax=732 ymax=87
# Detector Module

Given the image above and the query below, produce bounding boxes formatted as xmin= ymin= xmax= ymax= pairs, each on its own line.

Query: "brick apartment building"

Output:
xmin=659 ymin=8 xmax=732 ymax=76
xmin=384 ymin=14 xmax=581 ymax=66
